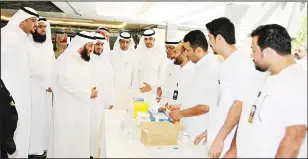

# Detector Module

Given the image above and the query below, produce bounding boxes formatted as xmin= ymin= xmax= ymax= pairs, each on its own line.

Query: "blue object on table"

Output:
xmin=162 ymin=111 xmax=173 ymax=123
xmin=158 ymin=118 xmax=169 ymax=122
xmin=133 ymin=98 xmax=144 ymax=102
xmin=148 ymin=111 xmax=155 ymax=121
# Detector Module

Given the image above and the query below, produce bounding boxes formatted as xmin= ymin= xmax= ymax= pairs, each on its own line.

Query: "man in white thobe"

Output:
xmin=1 ymin=7 xmax=39 ymax=158
xmin=89 ymin=33 xmax=116 ymax=158
xmin=136 ymin=29 xmax=168 ymax=108
xmin=27 ymin=17 xmax=55 ymax=157
xmin=96 ymin=27 xmax=111 ymax=54
xmin=157 ymin=40 xmax=181 ymax=106
xmin=109 ymin=32 xmax=138 ymax=91
xmin=50 ymin=31 xmax=97 ymax=158
xmin=195 ymin=17 xmax=257 ymax=158
xmin=90 ymin=33 xmax=115 ymax=109
xmin=168 ymin=30 xmax=220 ymax=144
xmin=228 ymin=24 xmax=307 ymax=158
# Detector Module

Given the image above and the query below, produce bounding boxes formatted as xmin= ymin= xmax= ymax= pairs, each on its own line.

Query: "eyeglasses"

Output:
xmin=28 ymin=18 xmax=37 ymax=23
xmin=37 ymin=25 xmax=46 ymax=29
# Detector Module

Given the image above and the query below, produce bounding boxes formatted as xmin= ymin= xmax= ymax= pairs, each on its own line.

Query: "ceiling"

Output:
xmin=1 ymin=1 xmax=307 ymax=34
xmin=0 ymin=1 xmax=262 ymax=31
xmin=51 ymin=2 xmax=230 ymax=28
xmin=0 ymin=1 xmax=63 ymax=13
xmin=0 ymin=1 xmax=155 ymax=31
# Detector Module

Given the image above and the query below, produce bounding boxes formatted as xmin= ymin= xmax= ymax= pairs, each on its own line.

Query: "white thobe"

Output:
xmin=27 ymin=36 xmax=55 ymax=155
xmin=136 ymin=47 xmax=168 ymax=89
xmin=135 ymin=47 xmax=168 ymax=110
xmin=180 ymin=52 xmax=220 ymax=139
xmin=109 ymin=49 xmax=139 ymax=90
xmin=89 ymin=53 xmax=115 ymax=108
xmin=89 ymin=53 xmax=115 ymax=157
xmin=167 ymin=61 xmax=195 ymax=105
xmin=207 ymin=50 xmax=256 ymax=157
xmin=51 ymin=52 xmax=95 ymax=158
xmin=1 ymin=27 xmax=32 ymax=158
xmin=159 ymin=59 xmax=181 ymax=106
xmin=240 ymin=64 xmax=307 ymax=158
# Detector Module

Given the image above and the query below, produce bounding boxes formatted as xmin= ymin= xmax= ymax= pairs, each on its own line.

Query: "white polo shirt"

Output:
xmin=236 ymin=70 xmax=271 ymax=158
xmin=180 ymin=52 xmax=220 ymax=139
xmin=159 ymin=59 xmax=181 ymax=106
xmin=167 ymin=61 xmax=195 ymax=105
xmin=207 ymin=50 xmax=256 ymax=155
xmin=242 ymin=64 xmax=307 ymax=158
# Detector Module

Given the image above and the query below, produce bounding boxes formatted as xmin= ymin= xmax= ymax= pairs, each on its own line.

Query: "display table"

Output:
xmin=98 ymin=109 xmax=209 ymax=158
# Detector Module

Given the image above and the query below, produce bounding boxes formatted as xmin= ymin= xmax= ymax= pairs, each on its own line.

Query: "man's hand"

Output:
xmin=208 ymin=138 xmax=224 ymax=158
xmin=157 ymin=87 xmax=162 ymax=97
xmin=194 ymin=130 xmax=208 ymax=145
xmin=167 ymin=104 xmax=181 ymax=111
xmin=156 ymin=87 xmax=162 ymax=103
xmin=90 ymin=87 xmax=98 ymax=99
xmin=139 ymin=82 xmax=152 ymax=93
xmin=223 ymin=146 xmax=237 ymax=158
xmin=46 ymin=87 xmax=52 ymax=92
xmin=158 ymin=106 xmax=167 ymax=112
xmin=108 ymin=105 xmax=113 ymax=109
xmin=156 ymin=98 xmax=161 ymax=103
xmin=158 ymin=102 xmax=169 ymax=112
xmin=168 ymin=110 xmax=183 ymax=122
xmin=223 ymin=127 xmax=238 ymax=158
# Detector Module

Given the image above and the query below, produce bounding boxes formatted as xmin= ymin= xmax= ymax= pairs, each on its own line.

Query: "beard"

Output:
xmin=32 ymin=30 xmax=46 ymax=43
xmin=81 ymin=47 xmax=91 ymax=62
xmin=253 ymin=60 xmax=266 ymax=72
xmin=293 ymin=53 xmax=300 ymax=60
xmin=93 ymin=49 xmax=103 ymax=56
xmin=174 ymin=57 xmax=182 ymax=65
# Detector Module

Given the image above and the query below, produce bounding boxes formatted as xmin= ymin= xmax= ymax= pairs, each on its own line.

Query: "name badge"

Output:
xmin=173 ymin=83 xmax=179 ymax=100
xmin=248 ymin=105 xmax=256 ymax=123
xmin=248 ymin=92 xmax=262 ymax=123
xmin=173 ymin=90 xmax=178 ymax=100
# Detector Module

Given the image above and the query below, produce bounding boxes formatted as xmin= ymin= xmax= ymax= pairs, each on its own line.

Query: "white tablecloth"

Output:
xmin=99 ymin=110 xmax=208 ymax=158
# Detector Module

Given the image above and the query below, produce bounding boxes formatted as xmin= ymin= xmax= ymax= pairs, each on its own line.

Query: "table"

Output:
xmin=99 ymin=110 xmax=209 ymax=158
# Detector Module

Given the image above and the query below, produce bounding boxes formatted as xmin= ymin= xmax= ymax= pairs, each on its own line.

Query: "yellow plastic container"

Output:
xmin=133 ymin=101 xmax=149 ymax=119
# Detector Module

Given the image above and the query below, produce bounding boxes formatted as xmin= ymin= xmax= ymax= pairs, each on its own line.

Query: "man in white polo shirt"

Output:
xmin=165 ymin=42 xmax=195 ymax=106
xmin=226 ymin=24 xmax=307 ymax=158
xmin=193 ymin=17 xmax=256 ymax=158
xmin=168 ymin=30 xmax=220 ymax=141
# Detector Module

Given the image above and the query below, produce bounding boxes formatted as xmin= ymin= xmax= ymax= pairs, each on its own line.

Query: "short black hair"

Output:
xmin=250 ymin=24 xmax=291 ymax=55
xmin=183 ymin=30 xmax=208 ymax=52
xmin=205 ymin=17 xmax=236 ymax=45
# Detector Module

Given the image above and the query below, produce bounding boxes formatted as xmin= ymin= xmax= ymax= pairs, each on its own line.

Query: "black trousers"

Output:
xmin=1 ymin=147 xmax=8 ymax=159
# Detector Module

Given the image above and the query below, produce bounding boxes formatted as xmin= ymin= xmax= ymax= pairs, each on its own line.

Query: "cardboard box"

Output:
xmin=140 ymin=121 xmax=184 ymax=146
